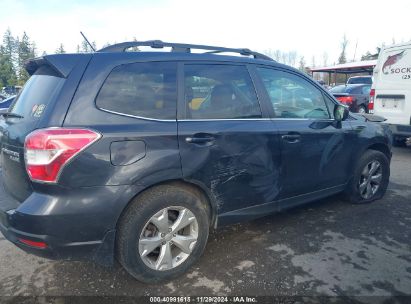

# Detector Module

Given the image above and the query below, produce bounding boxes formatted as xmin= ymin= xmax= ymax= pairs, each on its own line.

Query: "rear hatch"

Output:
xmin=0 ymin=54 xmax=91 ymax=202
xmin=373 ymin=44 xmax=411 ymax=125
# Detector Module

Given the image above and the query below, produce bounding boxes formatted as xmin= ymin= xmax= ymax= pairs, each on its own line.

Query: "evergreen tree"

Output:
xmin=0 ymin=46 xmax=17 ymax=87
xmin=56 ymin=43 xmax=66 ymax=54
xmin=17 ymin=32 xmax=35 ymax=85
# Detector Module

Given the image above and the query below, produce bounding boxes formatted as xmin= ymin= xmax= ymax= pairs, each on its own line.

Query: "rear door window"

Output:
xmin=96 ymin=62 xmax=177 ymax=120
xmin=184 ymin=64 xmax=261 ymax=119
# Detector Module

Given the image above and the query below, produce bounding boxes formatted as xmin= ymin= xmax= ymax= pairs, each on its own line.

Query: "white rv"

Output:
xmin=370 ymin=43 xmax=411 ymax=146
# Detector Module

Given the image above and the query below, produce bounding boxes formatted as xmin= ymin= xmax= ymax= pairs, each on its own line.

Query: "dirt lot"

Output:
xmin=0 ymin=147 xmax=410 ymax=302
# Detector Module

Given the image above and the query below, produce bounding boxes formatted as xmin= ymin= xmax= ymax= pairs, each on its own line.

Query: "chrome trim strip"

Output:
xmin=179 ymin=118 xmax=271 ymax=122
xmin=98 ymin=108 xmax=176 ymax=122
xmin=100 ymin=108 xmax=335 ymax=123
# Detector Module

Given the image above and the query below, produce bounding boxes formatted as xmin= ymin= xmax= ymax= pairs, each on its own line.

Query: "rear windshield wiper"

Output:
xmin=0 ymin=112 xmax=24 ymax=118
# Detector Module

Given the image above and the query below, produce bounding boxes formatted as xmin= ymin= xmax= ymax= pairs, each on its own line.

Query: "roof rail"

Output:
xmin=98 ymin=40 xmax=273 ymax=61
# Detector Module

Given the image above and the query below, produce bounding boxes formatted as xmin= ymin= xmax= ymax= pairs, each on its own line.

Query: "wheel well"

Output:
xmin=367 ymin=143 xmax=391 ymax=160
xmin=116 ymin=179 xmax=217 ymax=231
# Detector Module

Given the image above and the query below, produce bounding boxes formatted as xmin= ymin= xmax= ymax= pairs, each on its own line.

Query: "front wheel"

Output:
xmin=344 ymin=150 xmax=390 ymax=204
xmin=117 ymin=185 xmax=210 ymax=283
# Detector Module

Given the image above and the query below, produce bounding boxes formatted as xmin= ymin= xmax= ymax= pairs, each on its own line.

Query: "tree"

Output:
xmin=0 ymin=46 xmax=17 ymax=87
xmin=298 ymin=56 xmax=306 ymax=72
xmin=338 ymin=34 xmax=348 ymax=64
xmin=56 ymin=43 xmax=65 ymax=54
xmin=80 ymin=40 xmax=97 ymax=53
xmin=17 ymin=32 xmax=36 ymax=84
xmin=311 ymin=56 xmax=316 ymax=68
xmin=0 ymin=29 xmax=18 ymax=86
xmin=322 ymin=52 xmax=328 ymax=66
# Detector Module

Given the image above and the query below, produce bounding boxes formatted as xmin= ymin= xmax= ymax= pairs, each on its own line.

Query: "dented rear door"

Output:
xmin=177 ymin=62 xmax=281 ymax=217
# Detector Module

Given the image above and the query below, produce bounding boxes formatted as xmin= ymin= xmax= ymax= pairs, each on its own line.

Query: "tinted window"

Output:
xmin=9 ymin=68 xmax=64 ymax=120
xmin=347 ymin=77 xmax=372 ymax=85
xmin=96 ymin=62 xmax=177 ymax=119
xmin=184 ymin=64 xmax=261 ymax=119
xmin=257 ymin=68 xmax=330 ymax=119
xmin=350 ymin=86 xmax=362 ymax=94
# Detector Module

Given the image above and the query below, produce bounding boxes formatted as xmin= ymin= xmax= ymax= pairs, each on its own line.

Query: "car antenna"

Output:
xmin=80 ymin=31 xmax=96 ymax=52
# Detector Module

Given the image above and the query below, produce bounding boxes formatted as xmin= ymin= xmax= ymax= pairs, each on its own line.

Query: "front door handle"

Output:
xmin=185 ymin=134 xmax=215 ymax=145
xmin=281 ymin=133 xmax=301 ymax=143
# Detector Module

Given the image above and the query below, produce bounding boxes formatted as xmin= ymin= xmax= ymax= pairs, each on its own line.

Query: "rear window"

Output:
xmin=9 ymin=67 xmax=65 ymax=120
xmin=96 ymin=62 xmax=177 ymax=120
xmin=347 ymin=77 xmax=372 ymax=84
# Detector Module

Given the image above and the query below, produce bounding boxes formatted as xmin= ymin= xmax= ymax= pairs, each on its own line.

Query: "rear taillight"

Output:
xmin=336 ymin=96 xmax=354 ymax=104
xmin=369 ymin=89 xmax=375 ymax=113
xmin=24 ymin=128 xmax=101 ymax=183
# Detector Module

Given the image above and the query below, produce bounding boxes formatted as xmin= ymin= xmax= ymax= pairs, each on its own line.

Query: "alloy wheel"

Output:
xmin=138 ymin=206 xmax=198 ymax=271
xmin=358 ymin=160 xmax=382 ymax=199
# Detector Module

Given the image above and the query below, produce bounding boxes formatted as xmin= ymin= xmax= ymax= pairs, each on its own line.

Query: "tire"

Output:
xmin=344 ymin=150 xmax=390 ymax=204
xmin=117 ymin=184 xmax=210 ymax=283
xmin=358 ymin=105 xmax=367 ymax=114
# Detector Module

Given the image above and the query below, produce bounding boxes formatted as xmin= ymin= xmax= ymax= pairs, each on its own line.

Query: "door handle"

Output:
xmin=281 ymin=133 xmax=301 ymax=143
xmin=185 ymin=135 xmax=215 ymax=145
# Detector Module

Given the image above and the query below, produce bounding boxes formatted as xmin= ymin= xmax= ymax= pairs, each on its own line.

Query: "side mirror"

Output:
xmin=334 ymin=104 xmax=349 ymax=122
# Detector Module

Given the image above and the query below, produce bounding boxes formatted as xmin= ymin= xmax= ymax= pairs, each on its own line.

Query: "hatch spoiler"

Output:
xmin=24 ymin=54 xmax=91 ymax=78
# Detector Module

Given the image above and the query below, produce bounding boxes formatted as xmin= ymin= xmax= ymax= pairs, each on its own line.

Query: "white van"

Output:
xmin=370 ymin=42 xmax=411 ymax=145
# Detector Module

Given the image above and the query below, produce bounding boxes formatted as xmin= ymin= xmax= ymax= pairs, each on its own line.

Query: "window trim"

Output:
xmin=178 ymin=62 xmax=266 ymax=121
xmin=94 ymin=61 xmax=178 ymax=121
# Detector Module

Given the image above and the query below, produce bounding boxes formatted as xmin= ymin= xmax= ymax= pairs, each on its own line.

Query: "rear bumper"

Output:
xmin=386 ymin=124 xmax=411 ymax=138
xmin=0 ymin=181 xmax=140 ymax=266
xmin=0 ymin=217 xmax=115 ymax=264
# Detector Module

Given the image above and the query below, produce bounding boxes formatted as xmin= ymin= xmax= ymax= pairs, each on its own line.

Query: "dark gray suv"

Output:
xmin=0 ymin=41 xmax=392 ymax=283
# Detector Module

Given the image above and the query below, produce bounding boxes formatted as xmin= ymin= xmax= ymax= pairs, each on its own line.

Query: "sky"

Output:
xmin=0 ymin=0 xmax=410 ymax=67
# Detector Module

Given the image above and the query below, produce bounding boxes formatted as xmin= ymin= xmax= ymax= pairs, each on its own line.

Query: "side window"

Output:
xmin=184 ymin=64 xmax=261 ymax=119
xmin=96 ymin=62 xmax=177 ymax=119
xmin=257 ymin=68 xmax=330 ymax=119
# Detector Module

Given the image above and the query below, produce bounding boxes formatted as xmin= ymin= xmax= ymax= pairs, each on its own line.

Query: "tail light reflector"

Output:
xmin=24 ymin=128 xmax=101 ymax=183
xmin=18 ymin=238 xmax=47 ymax=249
xmin=369 ymin=89 xmax=375 ymax=113
xmin=336 ymin=96 xmax=354 ymax=104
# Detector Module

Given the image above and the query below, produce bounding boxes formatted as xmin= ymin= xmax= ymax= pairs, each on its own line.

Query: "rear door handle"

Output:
xmin=281 ymin=133 xmax=301 ymax=143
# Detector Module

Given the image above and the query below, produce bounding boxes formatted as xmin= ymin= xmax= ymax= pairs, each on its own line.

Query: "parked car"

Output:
xmin=329 ymin=84 xmax=371 ymax=113
xmin=0 ymin=95 xmax=15 ymax=110
xmin=0 ymin=41 xmax=392 ymax=283
xmin=370 ymin=42 xmax=411 ymax=146
xmin=347 ymin=75 xmax=373 ymax=85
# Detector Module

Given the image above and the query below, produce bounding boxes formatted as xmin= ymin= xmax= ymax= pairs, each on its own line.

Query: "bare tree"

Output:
xmin=338 ymin=34 xmax=349 ymax=64
xmin=322 ymin=52 xmax=328 ymax=66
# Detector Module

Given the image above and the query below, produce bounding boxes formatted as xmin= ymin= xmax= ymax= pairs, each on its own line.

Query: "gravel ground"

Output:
xmin=0 ymin=147 xmax=410 ymax=303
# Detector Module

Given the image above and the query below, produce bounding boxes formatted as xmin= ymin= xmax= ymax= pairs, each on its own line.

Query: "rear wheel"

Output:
xmin=117 ymin=185 xmax=209 ymax=283
xmin=344 ymin=150 xmax=390 ymax=204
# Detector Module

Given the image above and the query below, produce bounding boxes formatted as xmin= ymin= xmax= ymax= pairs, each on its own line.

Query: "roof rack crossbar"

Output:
xmin=98 ymin=40 xmax=273 ymax=61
